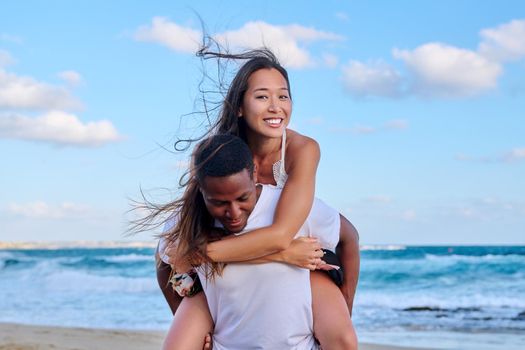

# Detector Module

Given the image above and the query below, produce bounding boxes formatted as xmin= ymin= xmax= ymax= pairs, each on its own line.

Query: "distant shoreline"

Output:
xmin=0 ymin=240 xmax=158 ymax=250
xmin=1 ymin=241 xmax=523 ymax=250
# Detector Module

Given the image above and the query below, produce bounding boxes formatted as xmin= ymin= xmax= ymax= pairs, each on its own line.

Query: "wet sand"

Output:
xmin=0 ymin=322 xmax=433 ymax=350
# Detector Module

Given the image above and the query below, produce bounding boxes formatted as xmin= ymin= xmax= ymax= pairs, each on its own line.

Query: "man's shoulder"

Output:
xmin=260 ymin=184 xmax=282 ymax=195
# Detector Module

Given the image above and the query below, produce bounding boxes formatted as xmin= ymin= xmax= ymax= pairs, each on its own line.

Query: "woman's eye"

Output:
xmin=256 ymin=95 xmax=268 ymax=100
xmin=280 ymin=95 xmax=289 ymax=100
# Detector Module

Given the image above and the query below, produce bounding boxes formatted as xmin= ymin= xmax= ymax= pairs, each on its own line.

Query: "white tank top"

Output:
xmin=198 ymin=185 xmax=339 ymax=350
xmin=272 ymin=131 xmax=288 ymax=188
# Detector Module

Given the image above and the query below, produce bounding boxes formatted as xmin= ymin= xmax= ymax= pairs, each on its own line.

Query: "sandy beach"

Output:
xmin=0 ymin=322 xmax=432 ymax=350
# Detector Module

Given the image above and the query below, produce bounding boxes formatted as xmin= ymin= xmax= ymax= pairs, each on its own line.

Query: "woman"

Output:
xmin=161 ymin=47 xmax=360 ymax=349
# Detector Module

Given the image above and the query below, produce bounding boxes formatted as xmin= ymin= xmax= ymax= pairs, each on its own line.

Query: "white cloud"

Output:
xmin=215 ymin=21 xmax=342 ymax=68
xmin=351 ymin=125 xmax=377 ymax=134
xmin=136 ymin=18 xmax=343 ymax=69
xmin=335 ymin=12 xmax=349 ymax=21
xmin=456 ymin=147 xmax=525 ymax=163
xmin=0 ymin=69 xmax=81 ymax=110
xmin=479 ymin=19 xmax=525 ymax=62
xmin=7 ymin=201 xmax=90 ymax=219
xmin=453 ymin=197 xmax=525 ymax=221
xmin=0 ymin=33 xmax=22 ymax=44
xmin=458 ymin=207 xmax=476 ymax=219
xmin=58 ymin=70 xmax=83 ymax=86
xmin=173 ymin=159 xmax=190 ymax=170
xmin=330 ymin=119 xmax=407 ymax=134
xmin=393 ymin=43 xmax=502 ymax=97
xmin=306 ymin=117 xmax=324 ymax=125
xmin=401 ymin=209 xmax=416 ymax=221
xmin=383 ymin=119 xmax=408 ymax=130
xmin=0 ymin=50 xmax=14 ymax=67
xmin=342 ymin=60 xmax=403 ymax=97
xmin=322 ymin=53 xmax=339 ymax=68
xmin=364 ymin=195 xmax=392 ymax=204
xmin=455 ymin=153 xmax=492 ymax=162
xmin=283 ymin=24 xmax=343 ymax=42
xmin=0 ymin=110 xmax=123 ymax=147
xmin=503 ymin=147 xmax=525 ymax=162
xmin=134 ymin=17 xmax=201 ymax=54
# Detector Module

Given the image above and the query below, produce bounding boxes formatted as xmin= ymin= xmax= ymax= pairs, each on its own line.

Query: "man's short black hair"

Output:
xmin=194 ymin=133 xmax=254 ymax=182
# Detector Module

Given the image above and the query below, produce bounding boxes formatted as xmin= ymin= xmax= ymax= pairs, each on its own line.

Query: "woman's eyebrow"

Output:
xmin=252 ymin=87 xmax=289 ymax=92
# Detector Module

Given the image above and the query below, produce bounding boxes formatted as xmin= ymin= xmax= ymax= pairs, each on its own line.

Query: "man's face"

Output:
xmin=200 ymin=169 xmax=257 ymax=233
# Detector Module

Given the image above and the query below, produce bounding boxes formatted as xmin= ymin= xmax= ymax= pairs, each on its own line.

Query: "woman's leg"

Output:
xmin=311 ymin=271 xmax=358 ymax=350
xmin=162 ymin=292 xmax=214 ymax=350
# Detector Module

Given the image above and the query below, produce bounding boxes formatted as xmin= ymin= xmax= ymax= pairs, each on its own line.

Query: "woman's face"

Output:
xmin=239 ymin=68 xmax=292 ymax=139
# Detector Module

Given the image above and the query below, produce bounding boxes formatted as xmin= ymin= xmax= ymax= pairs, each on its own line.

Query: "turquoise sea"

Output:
xmin=1 ymin=244 xmax=524 ymax=349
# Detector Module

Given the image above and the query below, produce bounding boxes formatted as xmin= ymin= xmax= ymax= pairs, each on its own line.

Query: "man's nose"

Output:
xmin=226 ymin=203 xmax=241 ymax=218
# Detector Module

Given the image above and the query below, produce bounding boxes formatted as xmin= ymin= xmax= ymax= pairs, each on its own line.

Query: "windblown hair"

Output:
xmin=175 ymin=37 xmax=292 ymax=151
xmin=164 ymin=134 xmax=255 ymax=277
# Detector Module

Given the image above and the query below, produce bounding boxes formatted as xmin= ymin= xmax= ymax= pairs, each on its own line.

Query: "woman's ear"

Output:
xmin=238 ymin=107 xmax=243 ymax=118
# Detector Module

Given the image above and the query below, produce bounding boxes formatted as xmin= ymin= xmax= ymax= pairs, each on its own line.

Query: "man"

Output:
xmin=159 ymin=134 xmax=357 ymax=349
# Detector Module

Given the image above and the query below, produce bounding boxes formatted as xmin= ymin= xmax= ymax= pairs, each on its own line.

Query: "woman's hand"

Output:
xmin=280 ymin=237 xmax=324 ymax=270
xmin=164 ymin=243 xmax=192 ymax=273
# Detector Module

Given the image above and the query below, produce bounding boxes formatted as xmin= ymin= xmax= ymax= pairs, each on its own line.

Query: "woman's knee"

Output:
xmin=336 ymin=328 xmax=358 ymax=350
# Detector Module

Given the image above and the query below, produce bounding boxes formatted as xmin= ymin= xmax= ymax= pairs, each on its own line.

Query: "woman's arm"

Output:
xmin=206 ymin=135 xmax=320 ymax=262
xmin=243 ymin=236 xmax=324 ymax=269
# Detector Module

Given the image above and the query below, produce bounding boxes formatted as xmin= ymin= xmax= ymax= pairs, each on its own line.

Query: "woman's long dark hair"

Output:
xmin=175 ymin=36 xmax=292 ymax=151
xmin=130 ymin=139 xmax=227 ymax=278
xmin=166 ymin=178 xmax=213 ymax=262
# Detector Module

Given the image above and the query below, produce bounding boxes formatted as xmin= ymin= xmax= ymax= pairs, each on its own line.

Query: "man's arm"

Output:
xmin=336 ymin=214 xmax=360 ymax=316
xmin=156 ymin=250 xmax=182 ymax=315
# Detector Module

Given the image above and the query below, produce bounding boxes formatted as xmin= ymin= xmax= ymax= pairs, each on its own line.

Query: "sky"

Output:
xmin=0 ymin=1 xmax=524 ymax=245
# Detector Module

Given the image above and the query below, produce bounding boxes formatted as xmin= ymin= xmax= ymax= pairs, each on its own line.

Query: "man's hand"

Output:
xmin=316 ymin=261 xmax=340 ymax=271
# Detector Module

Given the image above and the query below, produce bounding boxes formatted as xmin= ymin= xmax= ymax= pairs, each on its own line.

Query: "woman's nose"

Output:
xmin=268 ymin=98 xmax=280 ymax=113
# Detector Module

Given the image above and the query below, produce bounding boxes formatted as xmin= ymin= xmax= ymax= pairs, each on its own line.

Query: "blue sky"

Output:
xmin=0 ymin=1 xmax=524 ymax=244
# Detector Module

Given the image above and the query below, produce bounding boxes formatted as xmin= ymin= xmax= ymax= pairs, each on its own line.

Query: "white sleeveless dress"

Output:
xmin=271 ymin=131 xmax=288 ymax=188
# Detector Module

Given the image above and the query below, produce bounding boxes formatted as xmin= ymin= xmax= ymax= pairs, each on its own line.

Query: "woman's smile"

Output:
xmin=264 ymin=118 xmax=284 ymax=127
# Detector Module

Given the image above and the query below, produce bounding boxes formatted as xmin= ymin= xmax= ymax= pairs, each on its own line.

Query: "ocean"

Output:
xmin=1 ymin=244 xmax=524 ymax=349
